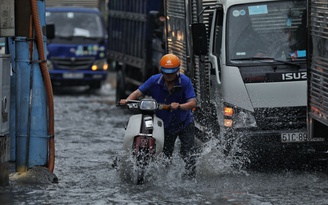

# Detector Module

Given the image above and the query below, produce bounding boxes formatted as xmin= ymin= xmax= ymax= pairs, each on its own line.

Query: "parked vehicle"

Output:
xmin=116 ymin=98 xmax=169 ymax=184
xmin=163 ymin=0 xmax=328 ymax=165
xmin=45 ymin=0 xmax=107 ymax=23
xmin=307 ymin=1 xmax=328 ymax=149
xmin=45 ymin=7 xmax=108 ymax=89
xmin=107 ymin=0 xmax=165 ymax=102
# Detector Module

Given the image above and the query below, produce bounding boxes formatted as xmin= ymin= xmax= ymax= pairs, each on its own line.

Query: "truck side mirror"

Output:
xmin=191 ymin=23 xmax=208 ymax=55
xmin=46 ymin=24 xmax=55 ymax=40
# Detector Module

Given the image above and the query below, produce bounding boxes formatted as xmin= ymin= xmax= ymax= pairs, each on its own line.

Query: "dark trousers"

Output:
xmin=163 ymin=123 xmax=196 ymax=172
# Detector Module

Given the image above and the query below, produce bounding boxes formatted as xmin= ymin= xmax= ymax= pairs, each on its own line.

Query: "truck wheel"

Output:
xmin=116 ymin=70 xmax=126 ymax=103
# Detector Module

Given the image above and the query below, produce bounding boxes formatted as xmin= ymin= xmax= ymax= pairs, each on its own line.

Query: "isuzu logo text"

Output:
xmin=281 ymin=72 xmax=307 ymax=81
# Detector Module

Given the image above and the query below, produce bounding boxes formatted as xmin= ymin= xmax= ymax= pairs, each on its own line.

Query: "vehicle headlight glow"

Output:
xmin=224 ymin=107 xmax=234 ymax=117
xmin=92 ymin=59 xmax=108 ymax=71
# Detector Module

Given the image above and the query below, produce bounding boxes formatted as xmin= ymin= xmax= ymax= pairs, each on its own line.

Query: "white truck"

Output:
xmin=164 ymin=0 xmax=328 ymax=165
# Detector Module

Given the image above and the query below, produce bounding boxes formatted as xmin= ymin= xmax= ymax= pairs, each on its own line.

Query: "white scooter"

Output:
xmin=117 ymin=97 xmax=170 ymax=184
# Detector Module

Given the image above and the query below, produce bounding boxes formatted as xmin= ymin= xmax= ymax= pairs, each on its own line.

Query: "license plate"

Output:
xmin=63 ymin=73 xmax=84 ymax=79
xmin=145 ymin=120 xmax=153 ymax=128
xmin=281 ymin=132 xmax=325 ymax=143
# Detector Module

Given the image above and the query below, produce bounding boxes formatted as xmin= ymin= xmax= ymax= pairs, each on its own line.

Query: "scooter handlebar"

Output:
xmin=158 ymin=104 xmax=171 ymax=110
xmin=117 ymin=99 xmax=171 ymax=111
xmin=116 ymin=100 xmax=139 ymax=106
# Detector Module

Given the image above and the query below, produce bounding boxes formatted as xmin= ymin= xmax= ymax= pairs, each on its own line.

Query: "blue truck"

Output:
xmin=107 ymin=0 xmax=165 ymax=101
xmin=45 ymin=7 xmax=108 ymax=89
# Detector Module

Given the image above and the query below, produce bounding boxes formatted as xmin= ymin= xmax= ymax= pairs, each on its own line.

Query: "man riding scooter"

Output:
xmin=120 ymin=54 xmax=197 ymax=178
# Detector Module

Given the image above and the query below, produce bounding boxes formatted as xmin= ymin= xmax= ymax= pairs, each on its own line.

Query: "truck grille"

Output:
xmin=51 ymin=57 xmax=94 ymax=70
xmin=254 ymin=106 xmax=306 ymax=130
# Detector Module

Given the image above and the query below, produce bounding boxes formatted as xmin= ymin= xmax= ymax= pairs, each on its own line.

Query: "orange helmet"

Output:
xmin=160 ymin=54 xmax=180 ymax=74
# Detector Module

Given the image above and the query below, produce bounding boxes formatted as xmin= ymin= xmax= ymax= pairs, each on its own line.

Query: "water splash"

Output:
xmin=115 ymin=132 xmax=251 ymax=186
xmin=196 ymin=133 xmax=250 ymax=177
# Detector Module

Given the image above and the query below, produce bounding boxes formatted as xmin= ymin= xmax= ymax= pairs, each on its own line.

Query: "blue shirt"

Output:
xmin=138 ymin=73 xmax=196 ymax=134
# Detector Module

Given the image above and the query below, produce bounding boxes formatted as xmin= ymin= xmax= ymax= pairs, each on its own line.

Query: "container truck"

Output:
xmin=307 ymin=1 xmax=328 ymax=142
xmin=107 ymin=0 xmax=165 ymax=102
xmin=163 ymin=0 xmax=328 ymax=165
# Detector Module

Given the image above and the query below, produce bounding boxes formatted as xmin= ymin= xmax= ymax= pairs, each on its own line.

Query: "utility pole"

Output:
xmin=0 ymin=0 xmax=14 ymax=186
xmin=0 ymin=0 xmax=55 ymax=186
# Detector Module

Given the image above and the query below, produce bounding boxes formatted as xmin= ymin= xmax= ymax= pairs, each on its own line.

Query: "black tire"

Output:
xmin=116 ymin=70 xmax=126 ymax=104
xmin=136 ymin=164 xmax=145 ymax=185
xmin=135 ymin=143 xmax=155 ymax=185
xmin=136 ymin=149 xmax=148 ymax=185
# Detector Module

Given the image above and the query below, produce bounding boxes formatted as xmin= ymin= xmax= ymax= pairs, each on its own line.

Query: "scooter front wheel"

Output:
xmin=135 ymin=148 xmax=149 ymax=185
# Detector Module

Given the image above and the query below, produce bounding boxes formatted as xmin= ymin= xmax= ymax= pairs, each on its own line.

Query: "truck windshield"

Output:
xmin=227 ymin=1 xmax=306 ymax=64
xmin=46 ymin=11 xmax=104 ymax=38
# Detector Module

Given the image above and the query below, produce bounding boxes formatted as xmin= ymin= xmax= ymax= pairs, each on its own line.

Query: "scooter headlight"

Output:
xmin=139 ymin=99 xmax=158 ymax=111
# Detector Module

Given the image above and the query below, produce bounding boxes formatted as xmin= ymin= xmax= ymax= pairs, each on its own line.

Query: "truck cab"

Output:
xmin=45 ymin=7 xmax=108 ymax=89
xmin=164 ymin=0 xmax=328 ymax=165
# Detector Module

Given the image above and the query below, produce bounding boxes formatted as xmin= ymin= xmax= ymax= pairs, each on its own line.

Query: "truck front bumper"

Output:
xmin=226 ymin=128 xmax=328 ymax=164
xmin=49 ymin=70 xmax=108 ymax=86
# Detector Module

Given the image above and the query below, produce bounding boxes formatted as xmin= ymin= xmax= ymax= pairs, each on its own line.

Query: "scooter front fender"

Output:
xmin=122 ymin=114 xmax=165 ymax=155
xmin=152 ymin=115 xmax=164 ymax=154
xmin=123 ymin=114 xmax=142 ymax=152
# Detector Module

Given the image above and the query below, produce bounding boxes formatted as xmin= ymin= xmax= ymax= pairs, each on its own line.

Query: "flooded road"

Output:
xmin=2 ymin=80 xmax=328 ymax=205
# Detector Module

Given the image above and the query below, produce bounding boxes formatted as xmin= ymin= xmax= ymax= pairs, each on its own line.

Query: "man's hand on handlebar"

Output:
xmin=170 ymin=102 xmax=180 ymax=110
xmin=119 ymin=99 xmax=128 ymax=105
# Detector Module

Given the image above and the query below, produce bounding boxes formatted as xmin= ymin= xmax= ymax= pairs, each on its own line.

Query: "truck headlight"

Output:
xmin=233 ymin=110 xmax=257 ymax=128
xmin=224 ymin=105 xmax=257 ymax=128
xmin=91 ymin=59 xmax=108 ymax=71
